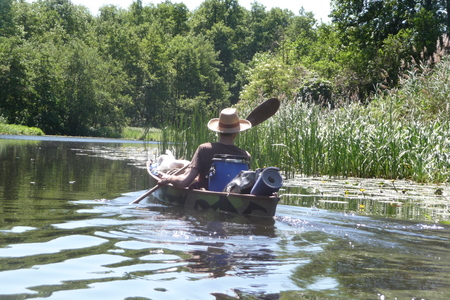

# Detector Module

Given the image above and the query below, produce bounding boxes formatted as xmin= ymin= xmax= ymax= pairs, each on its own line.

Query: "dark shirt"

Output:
xmin=189 ymin=142 xmax=251 ymax=189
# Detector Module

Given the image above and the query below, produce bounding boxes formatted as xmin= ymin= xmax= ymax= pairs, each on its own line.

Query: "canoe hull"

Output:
xmin=148 ymin=174 xmax=279 ymax=217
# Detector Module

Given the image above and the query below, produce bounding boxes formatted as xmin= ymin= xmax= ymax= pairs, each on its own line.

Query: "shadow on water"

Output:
xmin=0 ymin=136 xmax=449 ymax=299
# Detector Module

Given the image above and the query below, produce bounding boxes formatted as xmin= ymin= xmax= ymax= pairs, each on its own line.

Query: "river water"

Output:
xmin=0 ymin=135 xmax=449 ymax=300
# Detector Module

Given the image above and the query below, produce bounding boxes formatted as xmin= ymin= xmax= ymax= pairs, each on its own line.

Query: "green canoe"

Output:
xmin=147 ymin=166 xmax=280 ymax=218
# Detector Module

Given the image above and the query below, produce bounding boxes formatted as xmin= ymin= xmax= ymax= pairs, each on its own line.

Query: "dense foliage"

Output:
xmin=1 ymin=0 xmax=450 ymax=137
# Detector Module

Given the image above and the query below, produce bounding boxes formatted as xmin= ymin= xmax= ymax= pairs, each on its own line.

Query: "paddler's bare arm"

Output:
xmin=158 ymin=167 xmax=199 ymax=188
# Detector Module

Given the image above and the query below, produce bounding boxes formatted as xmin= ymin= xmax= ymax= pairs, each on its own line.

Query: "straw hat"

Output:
xmin=207 ymin=108 xmax=252 ymax=133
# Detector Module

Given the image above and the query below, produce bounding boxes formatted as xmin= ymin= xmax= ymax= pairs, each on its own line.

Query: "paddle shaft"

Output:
xmin=129 ymin=185 xmax=161 ymax=204
xmin=130 ymin=163 xmax=189 ymax=205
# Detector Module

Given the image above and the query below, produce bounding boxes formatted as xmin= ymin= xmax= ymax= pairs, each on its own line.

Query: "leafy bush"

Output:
xmin=0 ymin=124 xmax=45 ymax=135
xmin=296 ymin=77 xmax=334 ymax=107
xmin=240 ymin=53 xmax=310 ymax=103
xmin=371 ymin=35 xmax=450 ymax=122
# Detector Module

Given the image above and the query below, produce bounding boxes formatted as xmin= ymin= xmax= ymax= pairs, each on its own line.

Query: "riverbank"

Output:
xmin=0 ymin=124 xmax=161 ymax=141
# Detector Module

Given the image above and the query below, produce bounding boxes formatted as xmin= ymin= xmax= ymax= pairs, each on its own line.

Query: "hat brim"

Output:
xmin=207 ymin=119 xmax=252 ymax=133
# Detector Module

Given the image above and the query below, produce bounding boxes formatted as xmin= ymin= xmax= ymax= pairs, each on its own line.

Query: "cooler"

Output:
xmin=208 ymin=154 xmax=249 ymax=192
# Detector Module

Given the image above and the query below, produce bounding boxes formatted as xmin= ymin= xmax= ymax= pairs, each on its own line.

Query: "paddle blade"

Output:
xmin=246 ymin=98 xmax=280 ymax=127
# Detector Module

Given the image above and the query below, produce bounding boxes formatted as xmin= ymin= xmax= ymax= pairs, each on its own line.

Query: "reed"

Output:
xmin=157 ymin=54 xmax=450 ymax=183
xmin=157 ymin=100 xmax=450 ymax=183
xmin=158 ymin=108 xmax=216 ymax=160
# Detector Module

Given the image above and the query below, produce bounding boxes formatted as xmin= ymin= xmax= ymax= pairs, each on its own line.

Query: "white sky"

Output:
xmin=69 ymin=0 xmax=332 ymax=22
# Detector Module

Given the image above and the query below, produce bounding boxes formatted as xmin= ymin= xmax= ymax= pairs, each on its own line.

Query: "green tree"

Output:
xmin=189 ymin=0 xmax=247 ymax=102
xmin=190 ymin=0 xmax=245 ymax=33
xmin=0 ymin=38 xmax=33 ymax=125
xmin=40 ymin=0 xmax=92 ymax=39
xmin=11 ymin=0 xmax=47 ymax=40
xmin=240 ymin=4 xmax=294 ymax=60
xmin=330 ymin=0 xmax=446 ymax=96
xmin=153 ymin=1 xmax=190 ymax=36
xmin=133 ymin=22 xmax=171 ymax=127
xmin=0 ymin=0 xmax=15 ymax=37
xmin=205 ymin=21 xmax=240 ymax=102
xmin=63 ymin=40 xmax=129 ymax=135
xmin=26 ymin=40 xmax=66 ymax=134
xmin=285 ymin=8 xmax=318 ymax=61
xmin=300 ymin=23 xmax=341 ymax=79
xmin=240 ymin=52 xmax=310 ymax=103
xmin=260 ymin=7 xmax=293 ymax=53
xmin=167 ymin=34 xmax=230 ymax=114
xmin=240 ymin=2 xmax=266 ymax=61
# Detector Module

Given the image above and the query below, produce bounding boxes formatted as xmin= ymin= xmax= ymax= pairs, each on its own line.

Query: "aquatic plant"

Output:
xmin=158 ymin=108 xmax=216 ymax=160
xmin=157 ymin=53 xmax=450 ymax=183
xmin=157 ymin=100 xmax=450 ymax=183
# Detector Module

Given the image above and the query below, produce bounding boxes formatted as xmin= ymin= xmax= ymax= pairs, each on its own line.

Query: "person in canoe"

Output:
xmin=157 ymin=108 xmax=252 ymax=189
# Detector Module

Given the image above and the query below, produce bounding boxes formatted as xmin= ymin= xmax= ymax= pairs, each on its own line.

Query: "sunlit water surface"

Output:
xmin=1 ymin=135 xmax=449 ymax=299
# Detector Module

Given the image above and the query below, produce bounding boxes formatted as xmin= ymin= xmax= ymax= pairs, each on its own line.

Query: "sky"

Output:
xmin=69 ymin=0 xmax=332 ymax=22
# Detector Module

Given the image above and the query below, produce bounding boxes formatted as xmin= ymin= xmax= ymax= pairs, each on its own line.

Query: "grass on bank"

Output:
xmin=122 ymin=127 xmax=161 ymax=141
xmin=0 ymin=123 xmax=45 ymax=136
xmin=0 ymin=121 xmax=161 ymax=141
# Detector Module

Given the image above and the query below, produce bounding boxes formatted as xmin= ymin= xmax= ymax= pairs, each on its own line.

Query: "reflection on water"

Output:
xmin=1 ymin=136 xmax=449 ymax=299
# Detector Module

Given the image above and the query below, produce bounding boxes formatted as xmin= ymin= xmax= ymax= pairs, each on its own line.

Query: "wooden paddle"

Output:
xmin=129 ymin=185 xmax=160 ymax=205
xmin=245 ymin=98 xmax=280 ymax=127
xmin=129 ymin=163 xmax=189 ymax=205
xmin=130 ymin=98 xmax=280 ymax=205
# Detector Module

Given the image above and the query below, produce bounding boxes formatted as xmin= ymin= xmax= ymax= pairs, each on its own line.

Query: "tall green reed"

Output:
xmin=157 ymin=99 xmax=450 ymax=183
xmin=159 ymin=108 xmax=216 ymax=160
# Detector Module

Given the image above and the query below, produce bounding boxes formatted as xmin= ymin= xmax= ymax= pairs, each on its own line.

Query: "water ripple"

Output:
xmin=0 ymin=235 xmax=107 ymax=258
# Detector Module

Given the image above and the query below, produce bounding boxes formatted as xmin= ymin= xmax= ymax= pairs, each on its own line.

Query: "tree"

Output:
xmin=26 ymin=40 xmax=66 ymax=134
xmin=63 ymin=40 xmax=129 ymax=135
xmin=190 ymin=0 xmax=245 ymax=33
xmin=330 ymin=0 xmax=447 ymax=97
xmin=167 ymin=34 xmax=230 ymax=114
xmin=153 ymin=1 xmax=190 ymax=36
xmin=299 ymin=23 xmax=341 ymax=79
xmin=0 ymin=0 xmax=15 ymax=37
xmin=189 ymin=0 xmax=248 ymax=102
xmin=206 ymin=22 xmax=238 ymax=101
xmin=0 ymin=38 xmax=34 ymax=125
xmin=285 ymin=8 xmax=318 ymax=61
xmin=40 ymin=0 xmax=92 ymax=39
xmin=240 ymin=52 xmax=309 ymax=102
xmin=133 ymin=22 xmax=171 ymax=127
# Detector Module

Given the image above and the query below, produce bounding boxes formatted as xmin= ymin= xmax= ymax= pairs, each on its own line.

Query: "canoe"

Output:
xmin=146 ymin=165 xmax=280 ymax=218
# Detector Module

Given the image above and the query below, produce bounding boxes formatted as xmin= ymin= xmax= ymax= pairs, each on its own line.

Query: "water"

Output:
xmin=1 ymin=136 xmax=449 ymax=299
